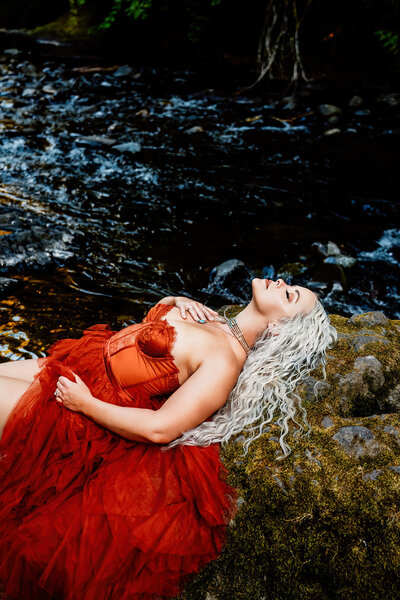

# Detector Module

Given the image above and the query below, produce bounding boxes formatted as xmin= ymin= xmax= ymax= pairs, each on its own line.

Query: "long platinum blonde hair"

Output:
xmin=166 ymin=298 xmax=337 ymax=460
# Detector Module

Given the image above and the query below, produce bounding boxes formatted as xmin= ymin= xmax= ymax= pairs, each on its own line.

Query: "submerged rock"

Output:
xmin=202 ymin=259 xmax=253 ymax=304
xmin=182 ymin=310 xmax=400 ymax=600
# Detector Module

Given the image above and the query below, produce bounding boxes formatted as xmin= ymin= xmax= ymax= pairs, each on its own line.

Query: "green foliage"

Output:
xmin=125 ymin=0 xmax=152 ymax=20
xmin=68 ymin=0 xmax=224 ymax=39
xmin=374 ymin=28 xmax=400 ymax=54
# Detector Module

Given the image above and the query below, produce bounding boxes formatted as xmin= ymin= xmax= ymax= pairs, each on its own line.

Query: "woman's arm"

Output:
xmin=55 ymin=358 xmax=239 ymax=444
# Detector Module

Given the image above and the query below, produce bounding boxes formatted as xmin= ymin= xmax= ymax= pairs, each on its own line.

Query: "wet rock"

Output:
xmin=0 ymin=276 xmax=19 ymax=294
xmin=323 ymin=128 xmax=341 ymax=136
xmin=349 ymin=95 xmax=363 ymax=107
xmin=327 ymin=115 xmax=340 ymax=125
xmin=76 ymin=135 xmax=117 ymax=147
xmin=281 ymin=95 xmax=297 ymax=110
xmin=42 ymin=84 xmax=57 ymax=95
xmin=324 ymin=254 xmax=356 ymax=268
xmin=347 ymin=311 xmax=388 ymax=327
xmin=22 ymin=87 xmax=38 ymax=97
xmin=313 ymin=241 xmax=342 ymax=257
xmin=319 ymin=104 xmax=342 ymax=116
xmin=135 ymin=109 xmax=150 ymax=118
xmin=185 ymin=125 xmax=204 ymax=134
xmin=113 ymin=141 xmax=142 ymax=154
xmin=381 ymin=92 xmax=400 ymax=107
xmin=0 ymin=209 xmax=77 ymax=273
xmin=3 ymin=48 xmax=21 ymax=56
xmin=333 ymin=426 xmax=384 ymax=458
xmin=389 ymin=465 xmax=400 ymax=474
xmin=113 ymin=65 xmax=133 ymax=77
xmin=203 ymin=259 xmax=253 ymax=304
xmin=354 ymin=109 xmax=371 ymax=117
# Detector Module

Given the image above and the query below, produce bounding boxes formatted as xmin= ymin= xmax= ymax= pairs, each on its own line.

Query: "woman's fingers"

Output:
xmin=175 ymin=299 xmax=218 ymax=322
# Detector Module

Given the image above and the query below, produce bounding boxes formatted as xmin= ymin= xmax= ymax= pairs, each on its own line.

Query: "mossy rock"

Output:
xmin=29 ymin=8 xmax=96 ymax=42
xmin=178 ymin=311 xmax=400 ymax=600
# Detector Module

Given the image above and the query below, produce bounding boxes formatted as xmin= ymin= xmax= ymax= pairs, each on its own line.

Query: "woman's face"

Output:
xmin=251 ymin=278 xmax=317 ymax=323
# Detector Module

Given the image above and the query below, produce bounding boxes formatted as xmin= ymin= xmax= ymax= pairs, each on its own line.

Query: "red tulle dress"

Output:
xmin=0 ymin=302 xmax=238 ymax=600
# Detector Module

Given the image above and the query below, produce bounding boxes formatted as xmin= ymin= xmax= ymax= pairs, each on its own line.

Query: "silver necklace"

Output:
xmin=197 ymin=311 xmax=250 ymax=356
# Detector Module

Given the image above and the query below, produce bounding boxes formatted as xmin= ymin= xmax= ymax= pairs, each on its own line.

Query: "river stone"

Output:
xmin=113 ymin=141 xmax=142 ymax=154
xmin=324 ymin=254 xmax=356 ymax=268
xmin=203 ymin=259 xmax=253 ymax=304
xmin=333 ymin=426 xmax=383 ymax=458
xmin=76 ymin=135 xmax=117 ymax=147
xmin=113 ymin=65 xmax=133 ymax=77
xmin=323 ymin=128 xmax=341 ymax=136
xmin=186 ymin=125 xmax=204 ymax=134
xmin=318 ymin=103 xmax=342 ymax=116
xmin=381 ymin=92 xmax=400 ymax=106
xmin=347 ymin=311 xmax=388 ymax=326
xmin=349 ymin=95 xmax=363 ymax=107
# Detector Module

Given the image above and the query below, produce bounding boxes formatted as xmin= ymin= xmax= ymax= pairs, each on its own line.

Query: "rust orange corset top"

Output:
xmin=104 ymin=302 xmax=180 ymax=408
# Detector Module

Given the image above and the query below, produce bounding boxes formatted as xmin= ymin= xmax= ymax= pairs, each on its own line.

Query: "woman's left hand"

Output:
xmin=54 ymin=373 xmax=94 ymax=413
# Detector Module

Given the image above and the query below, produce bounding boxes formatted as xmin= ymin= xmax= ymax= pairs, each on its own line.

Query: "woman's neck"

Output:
xmin=232 ymin=302 xmax=268 ymax=349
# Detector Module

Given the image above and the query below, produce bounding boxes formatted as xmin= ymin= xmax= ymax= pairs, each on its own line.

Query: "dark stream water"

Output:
xmin=0 ymin=37 xmax=399 ymax=360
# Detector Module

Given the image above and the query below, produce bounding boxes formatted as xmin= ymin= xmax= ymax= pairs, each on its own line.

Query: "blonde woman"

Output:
xmin=0 ymin=277 xmax=336 ymax=600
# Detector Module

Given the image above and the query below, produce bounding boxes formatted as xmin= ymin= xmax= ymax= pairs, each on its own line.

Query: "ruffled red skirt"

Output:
xmin=0 ymin=326 xmax=237 ymax=600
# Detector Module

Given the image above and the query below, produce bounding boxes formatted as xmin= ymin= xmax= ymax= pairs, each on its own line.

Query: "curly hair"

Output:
xmin=165 ymin=298 xmax=337 ymax=460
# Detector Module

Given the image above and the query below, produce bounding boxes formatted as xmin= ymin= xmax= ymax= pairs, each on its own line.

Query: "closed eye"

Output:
xmin=286 ymin=290 xmax=290 ymax=301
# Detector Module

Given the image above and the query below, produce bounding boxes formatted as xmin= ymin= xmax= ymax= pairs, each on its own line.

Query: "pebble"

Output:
xmin=381 ymin=92 xmax=400 ymax=107
xmin=113 ymin=141 xmax=142 ymax=154
xmin=3 ymin=48 xmax=21 ymax=56
xmin=323 ymin=128 xmax=341 ymax=136
xmin=186 ymin=125 xmax=204 ymax=134
xmin=76 ymin=135 xmax=117 ymax=147
xmin=42 ymin=84 xmax=57 ymax=95
xmin=318 ymin=104 xmax=342 ymax=116
xmin=114 ymin=65 xmax=133 ymax=77
xmin=321 ymin=416 xmax=334 ymax=429
xmin=348 ymin=95 xmax=363 ymax=107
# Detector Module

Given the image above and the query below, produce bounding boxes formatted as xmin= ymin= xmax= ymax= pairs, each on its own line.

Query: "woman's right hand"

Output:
xmin=172 ymin=297 xmax=219 ymax=322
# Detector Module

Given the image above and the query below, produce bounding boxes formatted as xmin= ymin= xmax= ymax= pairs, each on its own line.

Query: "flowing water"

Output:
xmin=0 ymin=38 xmax=399 ymax=359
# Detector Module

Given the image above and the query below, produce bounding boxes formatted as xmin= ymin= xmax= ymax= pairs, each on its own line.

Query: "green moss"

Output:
xmin=30 ymin=8 xmax=95 ymax=40
xmin=177 ymin=312 xmax=400 ymax=599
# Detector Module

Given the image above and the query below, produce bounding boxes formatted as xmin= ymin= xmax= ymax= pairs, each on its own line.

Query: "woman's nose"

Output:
xmin=276 ymin=278 xmax=285 ymax=287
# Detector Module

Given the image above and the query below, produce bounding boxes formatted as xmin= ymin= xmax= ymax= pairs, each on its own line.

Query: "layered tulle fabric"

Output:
xmin=0 ymin=304 xmax=238 ymax=600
